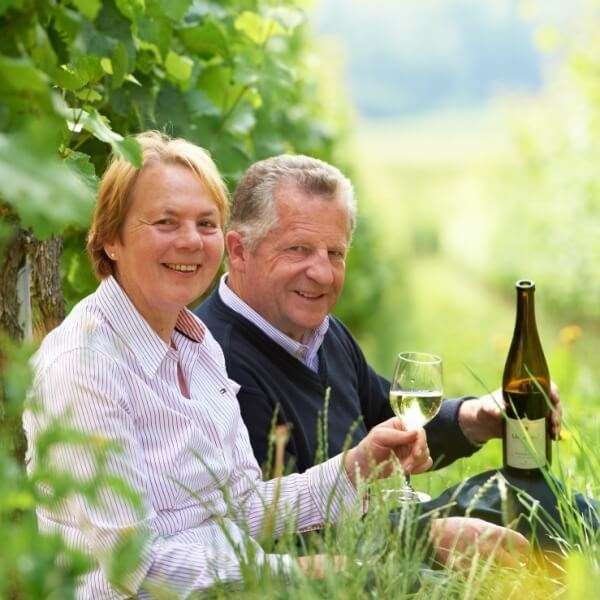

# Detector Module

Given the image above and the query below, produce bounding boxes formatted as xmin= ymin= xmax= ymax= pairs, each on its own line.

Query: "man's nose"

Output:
xmin=305 ymin=251 xmax=334 ymax=286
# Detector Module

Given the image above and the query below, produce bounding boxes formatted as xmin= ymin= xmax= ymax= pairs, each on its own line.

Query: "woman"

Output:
xmin=23 ymin=132 xmax=435 ymax=598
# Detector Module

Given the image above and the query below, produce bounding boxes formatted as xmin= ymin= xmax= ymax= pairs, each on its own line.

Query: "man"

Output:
xmin=196 ymin=155 xmax=560 ymax=474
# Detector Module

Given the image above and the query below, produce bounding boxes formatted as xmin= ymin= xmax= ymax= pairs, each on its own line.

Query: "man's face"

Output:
xmin=235 ymin=185 xmax=350 ymax=341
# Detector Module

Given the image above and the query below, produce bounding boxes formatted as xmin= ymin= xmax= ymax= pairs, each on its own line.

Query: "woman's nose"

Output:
xmin=175 ymin=222 xmax=204 ymax=250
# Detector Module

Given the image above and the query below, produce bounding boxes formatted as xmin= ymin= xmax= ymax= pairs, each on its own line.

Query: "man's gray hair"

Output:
xmin=229 ymin=154 xmax=356 ymax=249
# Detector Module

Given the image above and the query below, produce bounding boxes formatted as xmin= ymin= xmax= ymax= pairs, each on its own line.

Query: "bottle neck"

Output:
xmin=515 ymin=288 xmax=537 ymax=335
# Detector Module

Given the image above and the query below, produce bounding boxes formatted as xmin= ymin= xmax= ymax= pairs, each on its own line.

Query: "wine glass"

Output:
xmin=386 ymin=351 xmax=443 ymax=503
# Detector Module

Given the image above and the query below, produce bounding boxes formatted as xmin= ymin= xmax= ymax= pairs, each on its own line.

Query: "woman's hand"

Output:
xmin=343 ymin=418 xmax=432 ymax=486
xmin=297 ymin=555 xmax=346 ymax=578
xmin=458 ymin=381 xmax=562 ymax=445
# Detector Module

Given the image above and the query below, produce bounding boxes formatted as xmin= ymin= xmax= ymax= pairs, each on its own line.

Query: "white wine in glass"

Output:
xmin=387 ymin=351 xmax=443 ymax=503
xmin=389 ymin=390 xmax=443 ymax=430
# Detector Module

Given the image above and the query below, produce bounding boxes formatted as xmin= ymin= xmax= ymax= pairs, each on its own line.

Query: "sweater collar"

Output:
xmin=217 ymin=273 xmax=329 ymax=369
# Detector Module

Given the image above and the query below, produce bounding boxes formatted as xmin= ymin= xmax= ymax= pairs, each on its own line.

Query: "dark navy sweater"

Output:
xmin=196 ymin=288 xmax=479 ymax=473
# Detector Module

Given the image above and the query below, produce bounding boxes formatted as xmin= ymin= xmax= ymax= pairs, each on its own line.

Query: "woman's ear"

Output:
xmin=103 ymin=243 xmax=117 ymax=261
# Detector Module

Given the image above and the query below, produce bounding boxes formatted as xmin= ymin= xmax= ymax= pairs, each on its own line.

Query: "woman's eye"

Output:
xmin=198 ymin=220 xmax=218 ymax=229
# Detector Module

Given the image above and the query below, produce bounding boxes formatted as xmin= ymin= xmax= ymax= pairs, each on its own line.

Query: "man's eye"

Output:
xmin=155 ymin=218 xmax=176 ymax=227
xmin=289 ymin=246 xmax=308 ymax=253
xmin=329 ymin=250 xmax=345 ymax=260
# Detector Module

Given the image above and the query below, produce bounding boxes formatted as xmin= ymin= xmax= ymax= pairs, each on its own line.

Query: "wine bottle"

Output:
xmin=502 ymin=280 xmax=552 ymax=477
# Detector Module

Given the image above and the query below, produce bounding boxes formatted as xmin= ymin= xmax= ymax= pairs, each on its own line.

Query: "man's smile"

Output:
xmin=294 ymin=290 xmax=326 ymax=300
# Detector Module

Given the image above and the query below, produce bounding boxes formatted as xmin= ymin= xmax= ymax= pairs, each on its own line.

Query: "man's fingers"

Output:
xmin=487 ymin=546 xmax=521 ymax=569
xmin=551 ymin=413 xmax=561 ymax=440
xmin=482 ymin=402 xmax=502 ymax=418
xmin=480 ymin=527 xmax=530 ymax=557
xmin=481 ymin=531 xmax=529 ymax=568
xmin=431 ymin=518 xmax=531 ymax=572
xmin=549 ymin=381 xmax=562 ymax=439
xmin=550 ymin=381 xmax=560 ymax=406
xmin=506 ymin=531 xmax=530 ymax=554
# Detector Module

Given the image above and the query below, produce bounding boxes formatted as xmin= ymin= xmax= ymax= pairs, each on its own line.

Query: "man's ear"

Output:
xmin=225 ymin=230 xmax=247 ymax=273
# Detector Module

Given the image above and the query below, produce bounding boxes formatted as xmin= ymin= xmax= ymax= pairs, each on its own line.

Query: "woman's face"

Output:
xmin=105 ymin=162 xmax=224 ymax=335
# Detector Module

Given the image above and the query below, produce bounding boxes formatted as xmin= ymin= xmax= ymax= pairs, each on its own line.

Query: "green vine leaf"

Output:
xmin=64 ymin=150 xmax=99 ymax=190
xmin=137 ymin=15 xmax=172 ymax=58
xmin=0 ymin=0 xmax=25 ymax=18
xmin=150 ymin=0 xmax=192 ymax=22
xmin=115 ymin=0 xmax=145 ymax=23
xmin=228 ymin=102 xmax=256 ymax=136
xmin=71 ymin=0 xmax=102 ymax=21
xmin=178 ymin=19 xmax=229 ymax=59
xmin=0 ymin=56 xmax=48 ymax=93
xmin=165 ymin=50 xmax=193 ymax=84
xmin=0 ymin=131 xmax=94 ymax=238
xmin=265 ymin=6 xmax=305 ymax=31
xmin=65 ymin=108 xmax=143 ymax=166
xmin=111 ymin=41 xmax=130 ymax=89
xmin=234 ymin=11 xmax=284 ymax=45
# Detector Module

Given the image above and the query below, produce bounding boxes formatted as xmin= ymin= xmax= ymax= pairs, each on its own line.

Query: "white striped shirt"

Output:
xmin=218 ymin=273 xmax=329 ymax=372
xmin=23 ymin=276 xmax=358 ymax=599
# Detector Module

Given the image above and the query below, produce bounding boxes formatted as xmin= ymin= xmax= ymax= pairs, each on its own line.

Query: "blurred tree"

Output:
xmin=485 ymin=0 xmax=600 ymax=322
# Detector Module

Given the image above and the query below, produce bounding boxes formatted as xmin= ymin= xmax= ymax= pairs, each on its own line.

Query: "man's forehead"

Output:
xmin=264 ymin=211 xmax=349 ymax=254
xmin=273 ymin=186 xmax=350 ymax=226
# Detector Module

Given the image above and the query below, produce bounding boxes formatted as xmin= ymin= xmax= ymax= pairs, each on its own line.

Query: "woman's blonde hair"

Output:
xmin=87 ymin=131 xmax=229 ymax=279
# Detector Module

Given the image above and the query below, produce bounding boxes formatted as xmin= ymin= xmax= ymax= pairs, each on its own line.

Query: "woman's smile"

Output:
xmin=163 ymin=262 xmax=201 ymax=273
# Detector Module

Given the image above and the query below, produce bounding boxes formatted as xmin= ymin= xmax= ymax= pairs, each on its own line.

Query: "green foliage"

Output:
xmin=0 ymin=0 xmax=389 ymax=596
xmin=10 ymin=0 xmax=387 ymax=314
xmin=0 ymin=0 xmax=364 ymax=298
xmin=0 ymin=338 xmax=89 ymax=597
xmin=484 ymin=38 xmax=600 ymax=324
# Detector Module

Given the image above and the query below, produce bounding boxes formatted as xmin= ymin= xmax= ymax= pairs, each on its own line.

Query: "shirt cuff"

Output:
xmin=261 ymin=553 xmax=297 ymax=580
xmin=305 ymin=454 xmax=360 ymax=524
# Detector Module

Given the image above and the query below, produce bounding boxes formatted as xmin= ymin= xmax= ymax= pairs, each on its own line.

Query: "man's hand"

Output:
xmin=458 ymin=382 xmax=562 ymax=445
xmin=430 ymin=517 xmax=530 ymax=570
xmin=344 ymin=418 xmax=432 ymax=486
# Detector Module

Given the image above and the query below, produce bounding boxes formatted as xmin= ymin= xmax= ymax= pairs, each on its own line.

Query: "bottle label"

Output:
xmin=505 ymin=416 xmax=546 ymax=469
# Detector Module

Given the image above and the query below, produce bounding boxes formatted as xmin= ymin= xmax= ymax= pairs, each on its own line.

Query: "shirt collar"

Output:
xmin=218 ymin=273 xmax=329 ymax=361
xmin=94 ymin=276 xmax=205 ymax=378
